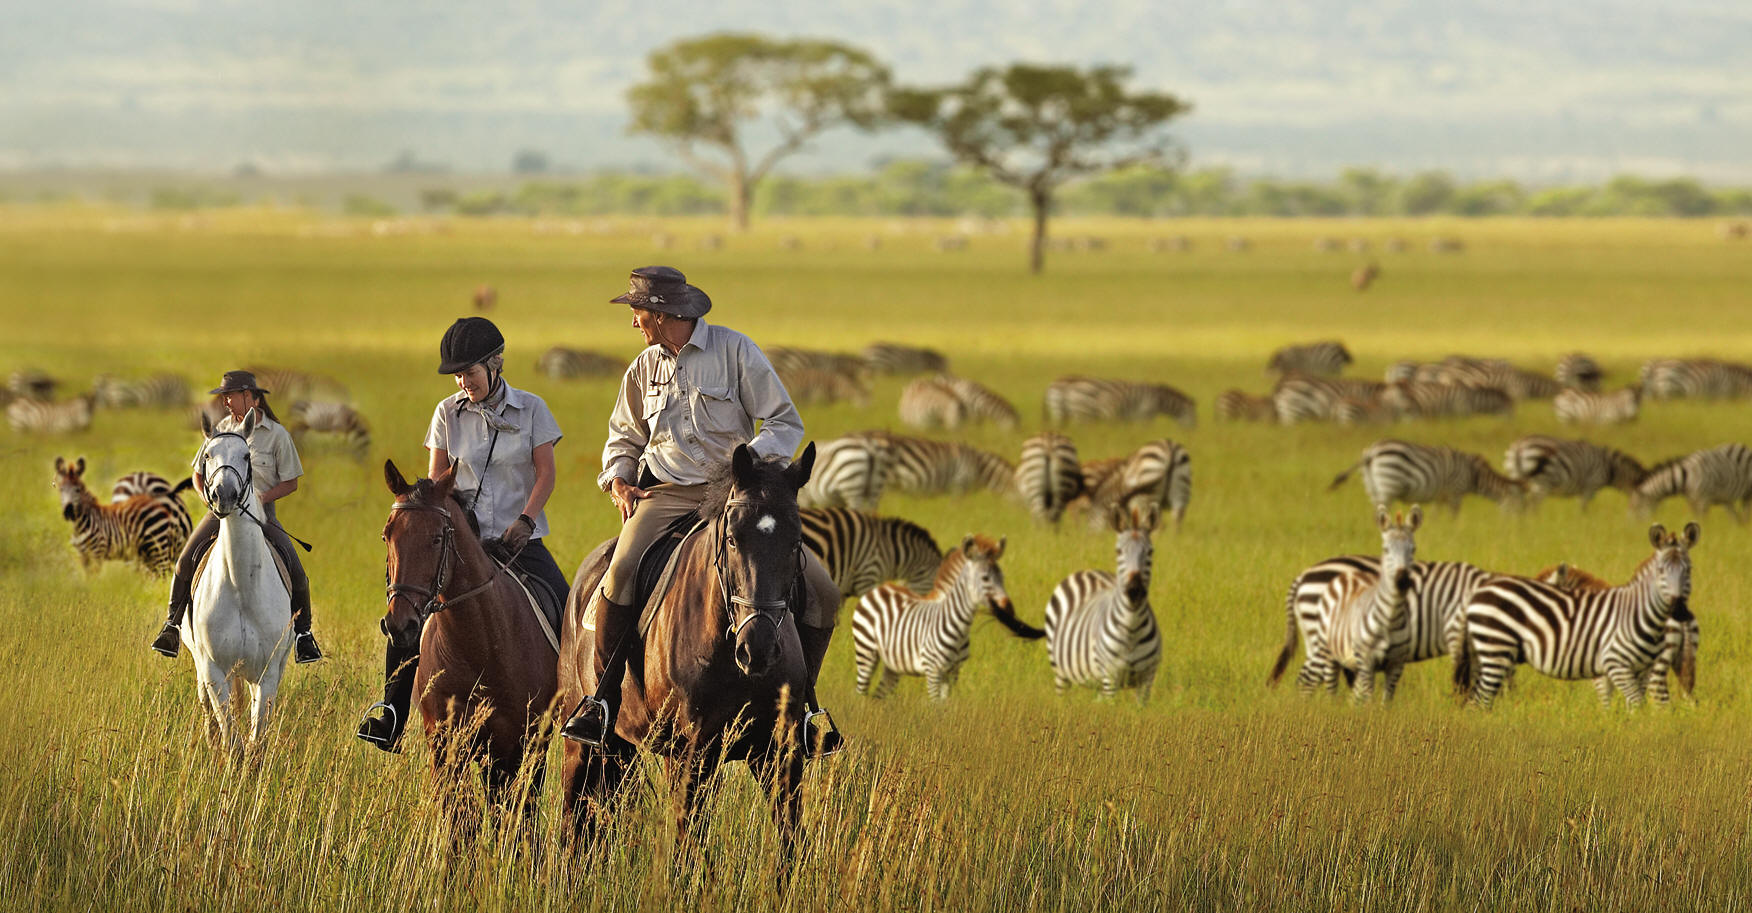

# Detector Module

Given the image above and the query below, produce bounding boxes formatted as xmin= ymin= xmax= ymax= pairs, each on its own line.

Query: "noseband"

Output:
xmin=384 ymin=498 xmax=508 ymax=628
xmin=716 ymin=496 xmax=803 ymax=640
xmin=198 ymin=431 xmax=254 ymax=515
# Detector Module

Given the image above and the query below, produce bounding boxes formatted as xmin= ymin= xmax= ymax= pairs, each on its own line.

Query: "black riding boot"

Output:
xmin=797 ymin=621 xmax=845 ymax=757
xmin=290 ymin=588 xmax=322 ymax=664
xmin=560 ymin=592 xmax=639 ymax=746
xmin=356 ymin=638 xmax=421 ymax=752
xmin=150 ymin=597 xmax=190 ymax=657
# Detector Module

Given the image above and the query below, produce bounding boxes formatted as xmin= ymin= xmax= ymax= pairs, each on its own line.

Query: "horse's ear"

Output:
xmin=384 ymin=459 xmax=411 ymax=497
xmin=200 ymin=410 xmax=214 ymax=438
xmin=431 ymin=462 xmax=457 ymax=499
xmin=785 ymin=441 xmax=816 ymax=490
xmin=731 ymin=443 xmax=756 ymax=486
xmin=241 ymin=408 xmax=258 ymax=438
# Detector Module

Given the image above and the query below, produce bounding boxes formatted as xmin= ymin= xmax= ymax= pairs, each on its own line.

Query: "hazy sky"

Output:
xmin=5 ymin=0 xmax=1749 ymax=180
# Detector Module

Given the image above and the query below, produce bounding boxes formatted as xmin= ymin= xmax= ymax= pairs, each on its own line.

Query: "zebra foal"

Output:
xmin=1044 ymin=503 xmax=1162 ymax=703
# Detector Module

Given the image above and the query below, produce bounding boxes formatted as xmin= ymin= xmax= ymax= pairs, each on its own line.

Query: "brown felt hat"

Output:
xmin=209 ymin=370 xmax=268 ymax=395
xmin=609 ymin=265 xmax=711 ymax=319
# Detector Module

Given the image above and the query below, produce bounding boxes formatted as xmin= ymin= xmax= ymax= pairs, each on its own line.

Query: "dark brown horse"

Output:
xmin=380 ymin=461 xmax=558 ymax=835
xmin=560 ymin=443 xmax=816 ymax=880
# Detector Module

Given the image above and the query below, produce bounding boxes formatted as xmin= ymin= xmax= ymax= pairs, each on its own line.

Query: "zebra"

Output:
xmin=1457 ymin=523 xmax=1699 ymax=709
xmin=778 ymin=365 xmax=870 ymax=408
xmin=1078 ymin=439 xmax=1191 ymax=532
xmin=91 ymin=373 xmax=191 ymax=409
xmin=1387 ymin=357 xmax=1561 ymax=400
xmin=52 ymin=456 xmax=192 ymax=576
xmin=1330 ymin=439 xmax=1523 ymax=513
xmin=798 ymin=434 xmax=890 ymax=511
xmin=881 ymin=433 xmax=1014 ymax=498
xmin=535 ymin=346 xmax=623 ymax=379
xmin=851 ymin=534 xmax=1040 ymax=700
xmin=285 ymin=400 xmax=371 ymax=460
xmin=1014 ymin=432 xmax=1083 ymax=525
xmin=1045 ymin=376 xmax=1196 ymax=427
xmin=1553 ymin=386 xmax=1639 ymax=424
xmin=943 ymin=377 xmax=1019 ymax=428
xmin=8 ymin=395 xmax=94 ymax=434
xmin=1044 ymin=502 xmax=1162 ymax=703
xmin=1380 ymin=382 xmax=1513 ymax=420
xmin=1266 ymin=341 xmax=1352 ymax=378
xmin=1630 ymin=443 xmax=1752 ymax=521
xmin=1214 ymin=389 xmax=1277 ymax=423
xmin=241 ymin=365 xmax=349 ymax=402
xmin=1501 ymin=435 xmax=1646 ymax=509
xmin=1555 ymin=353 xmax=1604 ymax=391
xmin=800 ymin=507 xmax=942 ymax=602
xmin=862 ymin=342 xmax=949 ymax=376
xmin=1268 ymin=505 xmax=1422 ymax=703
xmin=109 ymin=471 xmax=195 ymax=533
xmin=898 ymin=376 xmax=968 ymax=430
xmin=1271 ymin=375 xmax=1388 ymax=424
xmin=1639 ymin=358 xmax=1752 ymax=400
xmin=1535 ymin=563 xmax=1698 ymax=705
xmin=7 ymin=368 xmax=58 ymax=401
xmin=766 ymin=347 xmax=867 ymax=380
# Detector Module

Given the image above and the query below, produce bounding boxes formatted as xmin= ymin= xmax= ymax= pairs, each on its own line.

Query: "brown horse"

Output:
xmin=559 ymin=443 xmax=816 ymax=881
xmin=380 ymin=461 xmax=558 ymax=836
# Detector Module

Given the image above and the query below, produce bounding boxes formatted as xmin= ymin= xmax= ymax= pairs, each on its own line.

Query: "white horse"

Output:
xmin=185 ymin=410 xmax=293 ymax=753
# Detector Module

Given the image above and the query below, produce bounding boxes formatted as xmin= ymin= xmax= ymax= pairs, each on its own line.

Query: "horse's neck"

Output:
xmin=215 ymin=490 xmax=271 ymax=565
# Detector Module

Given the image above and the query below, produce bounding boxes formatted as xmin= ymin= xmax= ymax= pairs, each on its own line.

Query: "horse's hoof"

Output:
xmin=149 ymin=624 xmax=181 ymax=657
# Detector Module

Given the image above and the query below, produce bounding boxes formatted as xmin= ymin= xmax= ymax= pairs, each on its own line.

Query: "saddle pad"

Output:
xmin=637 ymin=517 xmax=709 ymax=639
xmin=505 ymin=568 xmax=562 ymax=654
xmin=192 ymin=535 xmax=292 ymax=596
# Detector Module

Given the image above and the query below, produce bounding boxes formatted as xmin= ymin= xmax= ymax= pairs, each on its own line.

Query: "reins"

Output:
xmin=198 ymin=429 xmax=314 ymax=552
xmin=714 ymin=496 xmax=803 ymax=640
xmin=385 ymin=498 xmax=525 ymax=626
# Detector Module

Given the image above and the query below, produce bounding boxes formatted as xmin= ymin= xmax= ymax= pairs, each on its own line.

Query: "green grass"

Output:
xmin=3 ymin=207 xmax=1751 ymax=911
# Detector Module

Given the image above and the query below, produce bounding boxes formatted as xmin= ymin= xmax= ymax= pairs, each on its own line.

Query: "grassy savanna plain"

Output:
xmin=2 ymin=208 xmax=1751 ymax=911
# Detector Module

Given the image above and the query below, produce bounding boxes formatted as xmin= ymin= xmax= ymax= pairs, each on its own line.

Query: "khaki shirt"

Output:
xmin=599 ymin=318 xmax=803 ymax=490
xmin=427 ymin=384 xmax=563 ymax=539
xmin=209 ymin=413 xmax=303 ymax=494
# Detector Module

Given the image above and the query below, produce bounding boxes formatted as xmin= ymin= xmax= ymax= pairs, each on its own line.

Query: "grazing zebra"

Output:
xmin=767 ymin=347 xmax=867 ymax=380
xmin=1381 ymin=382 xmax=1513 ymax=419
xmin=862 ymin=342 xmax=949 ymax=376
xmin=881 ymin=433 xmax=1014 ymax=498
xmin=1457 ymin=523 xmax=1699 ymax=709
xmin=1553 ymin=386 xmax=1639 ymax=424
xmin=1555 ymin=353 xmax=1604 ymax=391
xmin=851 ymin=535 xmax=1040 ymax=700
xmin=8 ymin=395 xmax=93 ymax=434
xmin=285 ymin=400 xmax=371 ymax=460
xmin=1535 ymin=564 xmax=1699 ymax=705
xmin=53 ymin=456 xmax=192 ymax=576
xmin=1044 ymin=376 xmax=1196 ymax=427
xmin=1078 ymin=439 xmax=1191 ymax=532
xmin=778 ymin=365 xmax=871 ymax=408
xmin=800 ymin=507 xmax=942 ymax=601
xmin=1330 ymin=439 xmax=1523 ymax=513
xmin=1387 ymin=357 xmax=1561 ymax=400
xmin=1271 ymin=375 xmax=1388 ymax=424
xmin=1266 ymin=341 xmax=1353 ymax=378
xmin=897 ymin=376 xmax=967 ymax=429
xmin=1630 ymin=443 xmax=1752 ymax=521
xmin=92 ymin=373 xmax=191 ymax=409
xmin=8 ymin=368 xmax=58 ymax=401
xmin=1502 ymin=435 xmax=1645 ymax=509
xmin=1044 ymin=503 xmax=1162 ymax=702
xmin=1269 ymin=506 xmax=1422 ymax=702
xmin=1638 ymin=358 xmax=1752 ymax=400
xmin=798 ymin=434 xmax=890 ymax=511
xmin=241 ymin=366 xmax=349 ymax=402
xmin=943 ymin=377 xmax=1018 ymax=428
xmin=1215 ymin=389 xmax=1277 ymax=422
xmin=1014 ymin=432 xmax=1083 ymax=525
xmin=535 ymin=346 xmax=623 ymax=379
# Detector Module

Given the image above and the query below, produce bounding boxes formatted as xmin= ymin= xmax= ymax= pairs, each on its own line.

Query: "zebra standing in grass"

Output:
xmin=852 ymin=535 xmax=1040 ymax=700
xmin=285 ymin=400 xmax=372 ymax=460
xmin=1044 ymin=376 xmax=1196 ymax=427
xmin=53 ymin=456 xmax=192 ymax=576
xmin=1044 ymin=503 xmax=1162 ymax=702
xmin=1640 ymin=358 xmax=1752 ymax=400
xmin=535 ymin=346 xmax=623 ymax=379
xmin=798 ymin=434 xmax=890 ymax=511
xmin=1215 ymin=389 xmax=1277 ymax=422
xmin=1266 ymin=340 xmax=1353 ymax=377
xmin=778 ymin=365 xmax=871 ymax=408
xmin=1015 ymin=432 xmax=1083 ymax=525
xmin=8 ymin=368 xmax=58 ymax=401
xmin=92 ymin=373 xmax=191 ymax=409
xmin=1502 ymin=435 xmax=1646 ymax=509
xmin=898 ymin=376 xmax=968 ymax=429
xmin=1381 ymin=382 xmax=1514 ymax=420
xmin=1271 ymin=375 xmax=1388 ymax=424
xmin=1389 ymin=357 xmax=1561 ymax=400
xmin=862 ymin=342 xmax=949 ymax=376
xmin=8 ymin=395 xmax=94 ymax=434
xmin=801 ymin=507 xmax=943 ymax=601
xmin=110 ymin=471 xmax=194 ymax=533
xmin=1555 ymin=353 xmax=1604 ymax=391
xmin=1536 ymin=564 xmax=1698 ymax=705
xmin=1553 ymin=386 xmax=1640 ymax=424
xmin=1630 ymin=443 xmax=1752 ymax=521
xmin=767 ymin=346 xmax=867 ymax=380
xmin=943 ymin=377 xmax=1019 ymax=428
xmin=1330 ymin=439 xmax=1522 ymax=513
xmin=881 ymin=433 xmax=1015 ymax=498
xmin=1458 ymin=523 xmax=1699 ymax=709
xmin=1079 ymin=439 xmax=1191 ymax=532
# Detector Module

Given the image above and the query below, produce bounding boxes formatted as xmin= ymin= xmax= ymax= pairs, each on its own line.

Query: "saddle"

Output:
xmin=481 ymin=539 xmax=565 ymax=653
xmin=582 ymin=511 xmax=707 ymax=638
xmin=191 ymin=534 xmax=293 ymax=596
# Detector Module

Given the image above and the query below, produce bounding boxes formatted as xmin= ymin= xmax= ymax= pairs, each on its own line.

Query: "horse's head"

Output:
xmin=380 ymin=459 xmax=465 ymax=649
xmin=712 ymin=442 xmax=815 ymax=678
xmin=197 ymin=409 xmax=257 ymax=518
xmin=52 ymin=455 xmax=90 ymax=520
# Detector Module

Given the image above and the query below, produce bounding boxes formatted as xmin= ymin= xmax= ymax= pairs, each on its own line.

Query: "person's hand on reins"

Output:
xmin=500 ymin=514 xmax=535 ymax=553
xmin=610 ymin=478 xmax=651 ymax=521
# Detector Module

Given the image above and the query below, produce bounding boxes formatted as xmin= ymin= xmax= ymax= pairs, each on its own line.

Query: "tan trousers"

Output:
xmin=601 ymin=481 xmax=839 ymax=629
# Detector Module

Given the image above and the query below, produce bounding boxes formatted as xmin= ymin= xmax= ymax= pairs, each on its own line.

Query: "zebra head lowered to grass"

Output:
xmin=1044 ymin=502 xmax=1162 ymax=703
xmin=1458 ymin=522 xmax=1700 ymax=710
xmin=1629 ymin=443 xmax=1752 ymax=523
xmin=1502 ymin=435 xmax=1646 ymax=511
xmin=1330 ymin=439 xmax=1523 ymax=514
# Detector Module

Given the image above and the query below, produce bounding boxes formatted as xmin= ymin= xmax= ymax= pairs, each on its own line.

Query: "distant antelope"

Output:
xmin=1351 ymin=262 xmax=1380 ymax=291
xmin=472 ymin=284 xmax=497 ymax=311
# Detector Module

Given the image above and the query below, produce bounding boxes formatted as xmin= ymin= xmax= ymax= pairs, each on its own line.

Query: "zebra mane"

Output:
xmin=925 ymin=534 xmax=1007 ymax=595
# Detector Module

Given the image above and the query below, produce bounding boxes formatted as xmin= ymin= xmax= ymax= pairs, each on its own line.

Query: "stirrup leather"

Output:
xmin=356 ymin=703 xmax=399 ymax=746
xmin=562 ymin=695 xmax=612 ymax=747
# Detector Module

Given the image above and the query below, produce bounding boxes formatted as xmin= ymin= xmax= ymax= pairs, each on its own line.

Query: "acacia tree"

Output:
xmin=626 ymin=33 xmax=891 ymax=232
xmin=891 ymin=65 xmax=1190 ymax=273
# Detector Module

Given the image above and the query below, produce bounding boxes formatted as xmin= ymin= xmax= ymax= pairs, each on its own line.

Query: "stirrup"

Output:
xmin=150 ymin=623 xmax=181 ymax=658
xmin=804 ymin=706 xmax=844 ymax=757
xmin=561 ymin=696 xmax=612 ymax=747
xmin=294 ymin=631 xmax=323 ymax=664
xmin=356 ymin=703 xmax=402 ymax=752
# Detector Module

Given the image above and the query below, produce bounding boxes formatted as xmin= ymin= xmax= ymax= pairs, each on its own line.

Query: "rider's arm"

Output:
xmin=428 ymin=447 xmax=450 ymax=481
xmin=738 ymin=339 xmax=804 ymax=463
xmin=260 ymin=477 xmax=297 ymax=506
xmin=520 ymin=442 xmax=556 ymax=521
xmin=598 ymin=358 xmax=651 ymax=492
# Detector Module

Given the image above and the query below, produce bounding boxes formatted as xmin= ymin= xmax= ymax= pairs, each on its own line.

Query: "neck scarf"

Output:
xmin=461 ymin=376 xmax=519 ymax=432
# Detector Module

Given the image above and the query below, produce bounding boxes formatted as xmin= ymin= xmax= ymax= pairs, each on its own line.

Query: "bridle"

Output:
xmin=714 ymin=496 xmax=804 ymax=641
xmin=198 ymin=431 xmax=254 ymax=517
xmin=384 ymin=497 xmax=510 ymax=629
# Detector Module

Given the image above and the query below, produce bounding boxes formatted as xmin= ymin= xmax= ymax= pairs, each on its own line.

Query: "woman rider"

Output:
xmin=356 ymin=316 xmax=568 ymax=751
xmin=150 ymin=370 xmax=322 ymax=663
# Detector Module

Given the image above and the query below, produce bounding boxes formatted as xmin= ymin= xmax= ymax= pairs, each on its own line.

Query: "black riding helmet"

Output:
xmin=438 ymin=317 xmax=506 ymax=374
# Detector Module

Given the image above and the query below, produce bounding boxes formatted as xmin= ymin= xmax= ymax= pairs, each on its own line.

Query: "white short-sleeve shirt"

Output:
xmin=426 ymin=384 xmax=562 ymax=538
xmin=210 ymin=413 xmax=303 ymax=494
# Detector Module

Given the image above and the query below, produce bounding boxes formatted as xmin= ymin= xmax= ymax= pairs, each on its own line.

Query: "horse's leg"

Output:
xmin=667 ymin=753 xmax=716 ymax=881
xmin=195 ymin=658 xmax=238 ymax=756
xmin=249 ymin=656 xmax=286 ymax=748
xmin=563 ymin=740 xmax=625 ymax=851
xmin=753 ymin=748 xmax=805 ymax=893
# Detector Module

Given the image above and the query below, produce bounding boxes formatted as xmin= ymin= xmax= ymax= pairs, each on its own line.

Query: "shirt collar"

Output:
xmin=681 ymin=318 xmax=711 ymax=353
xmin=453 ymin=383 xmax=525 ymax=412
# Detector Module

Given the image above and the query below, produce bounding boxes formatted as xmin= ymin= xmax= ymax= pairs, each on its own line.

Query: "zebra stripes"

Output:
xmin=53 ymin=456 xmax=193 ymax=576
xmin=1535 ymin=563 xmax=1699 ymax=705
xmin=766 ymin=346 xmax=867 ymax=380
xmin=1045 ymin=376 xmax=1196 ymax=427
xmin=1553 ymin=386 xmax=1639 ymax=424
xmin=1381 ymin=382 xmax=1514 ymax=419
xmin=92 ymin=373 xmax=191 ymax=409
xmin=1631 ymin=443 xmax=1752 ymax=521
xmin=1555 ymin=353 xmax=1604 ymax=391
xmin=1458 ymin=523 xmax=1699 ymax=709
xmin=1079 ymin=439 xmax=1191 ymax=532
xmin=1640 ymin=358 xmax=1752 ymax=400
xmin=535 ymin=346 xmax=622 ymax=379
xmin=1502 ymin=435 xmax=1645 ymax=509
xmin=1044 ymin=503 xmax=1161 ymax=702
xmin=285 ymin=400 xmax=372 ymax=460
xmin=241 ymin=365 xmax=349 ymax=402
xmin=8 ymin=395 xmax=94 ymax=434
xmin=109 ymin=471 xmax=195 ymax=532
xmin=861 ymin=342 xmax=949 ymax=376
xmin=942 ymin=377 xmax=1019 ymax=428
xmin=798 ymin=435 xmax=889 ymax=511
xmin=1271 ymin=375 xmax=1388 ymax=424
xmin=1215 ymin=389 xmax=1277 ymax=423
xmin=1385 ymin=357 xmax=1561 ymax=401
xmin=1014 ymin=432 xmax=1083 ymax=525
xmin=898 ymin=376 xmax=968 ymax=429
xmin=800 ymin=507 xmax=943 ymax=600
xmin=881 ymin=433 xmax=1014 ymax=498
xmin=852 ymin=535 xmax=1039 ymax=700
xmin=778 ymin=365 xmax=870 ymax=408
xmin=1331 ymin=439 xmax=1523 ymax=513
xmin=1267 ymin=341 xmax=1352 ymax=377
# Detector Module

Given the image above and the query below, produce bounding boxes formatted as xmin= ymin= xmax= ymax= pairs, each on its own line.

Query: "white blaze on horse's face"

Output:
xmin=757 ymin=515 xmax=776 ymax=534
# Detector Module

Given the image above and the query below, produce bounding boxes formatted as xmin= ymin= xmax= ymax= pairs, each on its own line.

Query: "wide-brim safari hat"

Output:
xmin=209 ymin=370 xmax=269 ymax=395
xmin=610 ymin=265 xmax=711 ymax=319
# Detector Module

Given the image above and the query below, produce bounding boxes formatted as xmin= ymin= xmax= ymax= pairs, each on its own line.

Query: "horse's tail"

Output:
xmin=989 ymin=602 xmax=1045 ymax=639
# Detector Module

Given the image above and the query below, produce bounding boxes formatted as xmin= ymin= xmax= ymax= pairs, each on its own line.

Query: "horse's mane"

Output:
xmin=698 ymin=453 xmax=798 ymax=520
xmin=403 ymin=477 xmax=481 ymax=537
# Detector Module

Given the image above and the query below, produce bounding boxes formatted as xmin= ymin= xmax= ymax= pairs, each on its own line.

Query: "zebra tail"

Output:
xmin=170 ymin=477 xmax=194 ymax=498
xmin=988 ymin=604 xmax=1045 ymax=639
xmin=1328 ymin=460 xmax=1363 ymax=492
xmin=1450 ymin=623 xmax=1476 ymax=697
xmin=1267 ymin=578 xmax=1299 ymax=687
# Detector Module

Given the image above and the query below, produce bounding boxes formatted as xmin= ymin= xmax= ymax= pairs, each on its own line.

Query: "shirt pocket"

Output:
xmin=690 ymin=383 xmax=744 ymax=437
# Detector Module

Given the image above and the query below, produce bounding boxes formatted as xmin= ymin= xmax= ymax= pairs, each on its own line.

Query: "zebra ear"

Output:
xmin=54 ymin=456 xmax=65 ymax=475
xmin=1648 ymin=524 xmax=1666 ymax=549
xmin=994 ymin=536 xmax=1006 ymax=559
xmin=1376 ymin=504 xmax=1390 ymax=531
xmin=1682 ymin=522 xmax=1700 ymax=549
xmin=74 ymin=456 xmax=85 ymax=477
xmin=383 ymin=459 xmax=412 ymax=497
xmin=1408 ymin=504 xmax=1423 ymax=531
xmin=960 ymin=534 xmax=976 ymax=555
